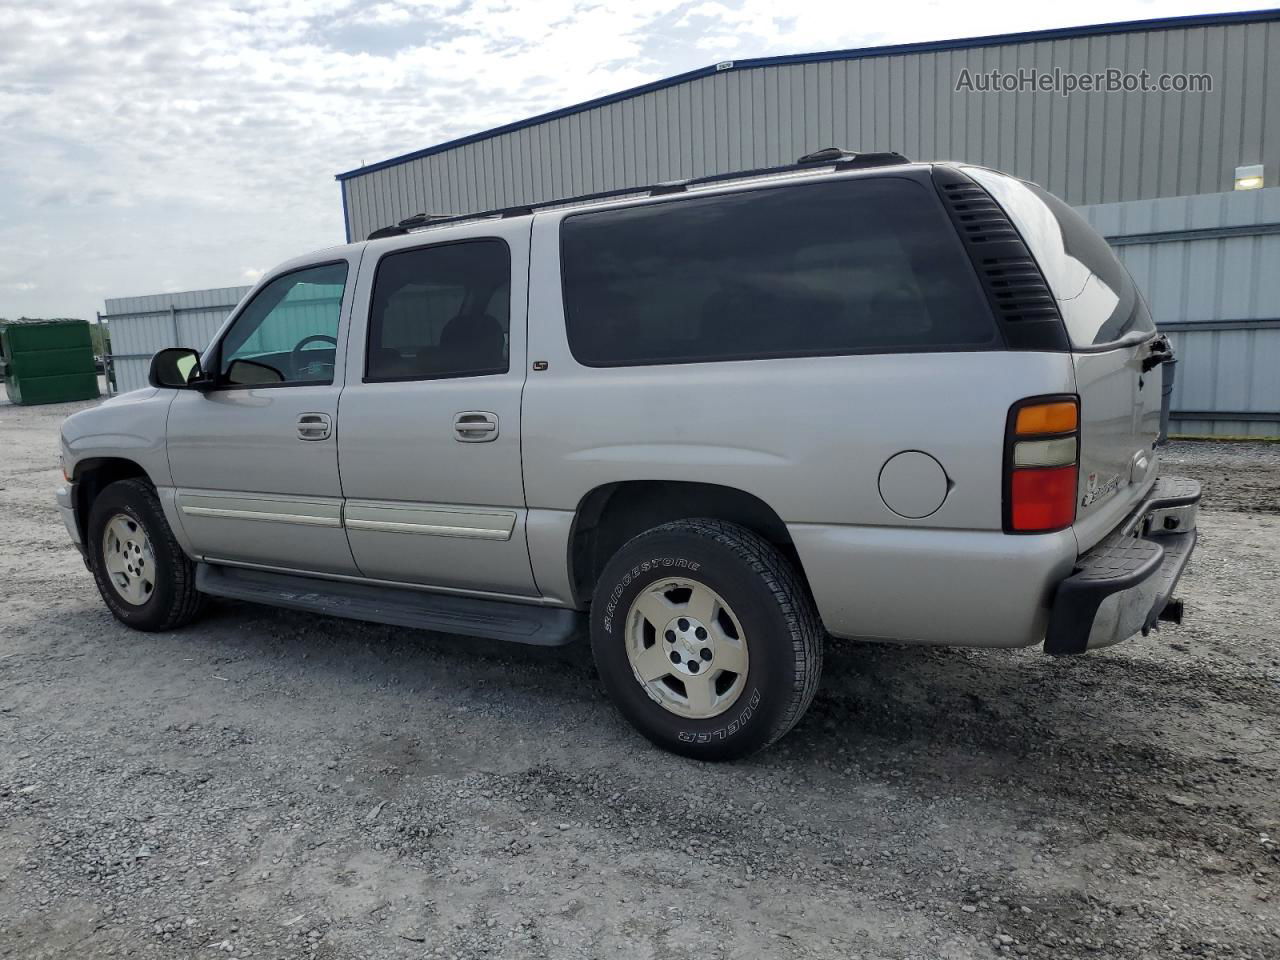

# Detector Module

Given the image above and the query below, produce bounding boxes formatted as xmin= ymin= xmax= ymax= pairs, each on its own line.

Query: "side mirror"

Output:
xmin=225 ymin=358 xmax=285 ymax=385
xmin=149 ymin=347 xmax=206 ymax=389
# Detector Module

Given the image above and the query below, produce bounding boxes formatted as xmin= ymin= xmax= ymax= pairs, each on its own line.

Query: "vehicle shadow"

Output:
xmin=191 ymin=596 xmax=1226 ymax=781
xmin=132 ymin=597 xmax=1274 ymax=870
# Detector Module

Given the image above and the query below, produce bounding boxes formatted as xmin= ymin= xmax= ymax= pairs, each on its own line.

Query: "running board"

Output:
xmin=195 ymin=563 xmax=581 ymax=646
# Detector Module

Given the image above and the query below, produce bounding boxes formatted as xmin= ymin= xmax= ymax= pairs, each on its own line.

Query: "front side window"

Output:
xmin=560 ymin=177 xmax=997 ymax=367
xmin=365 ymin=239 xmax=510 ymax=382
xmin=219 ymin=262 xmax=349 ymax=386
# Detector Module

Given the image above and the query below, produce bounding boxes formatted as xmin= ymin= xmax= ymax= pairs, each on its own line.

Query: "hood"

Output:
xmin=60 ymin=386 xmax=165 ymax=446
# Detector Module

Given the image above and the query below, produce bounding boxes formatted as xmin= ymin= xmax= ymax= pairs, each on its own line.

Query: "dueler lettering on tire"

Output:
xmin=678 ymin=687 xmax=762 ymax=744
xmin=590 ymin=519 xmax=822 ymax=761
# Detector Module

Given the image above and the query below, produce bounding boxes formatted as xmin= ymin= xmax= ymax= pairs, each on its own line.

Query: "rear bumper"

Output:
xmin=1045 ymin=476 xmax=1201 ymax=655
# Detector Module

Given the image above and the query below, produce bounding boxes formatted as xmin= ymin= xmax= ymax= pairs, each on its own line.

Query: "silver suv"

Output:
xmin=57 ymin=154 xmax=1200 ymax=760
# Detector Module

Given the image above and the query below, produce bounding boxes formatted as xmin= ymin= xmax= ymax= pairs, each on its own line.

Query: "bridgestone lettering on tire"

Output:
xmin=590 ymin=519 xmax=823 ymax=760
xmin=87 ymin=478 xmax=205 ymax=632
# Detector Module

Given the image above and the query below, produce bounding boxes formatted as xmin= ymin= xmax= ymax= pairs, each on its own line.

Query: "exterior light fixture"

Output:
xmin=1234 ymin=163 xmax=1264 ymax=190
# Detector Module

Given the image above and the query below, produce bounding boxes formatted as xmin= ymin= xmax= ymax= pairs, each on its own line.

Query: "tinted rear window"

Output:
xmin=964 ymin=167 xmax=1155 ymax=348
xmin=1026 ymin=183 xmax=1155 ymax=347
xmin=560 ymin=177 xmax=997 ymax=367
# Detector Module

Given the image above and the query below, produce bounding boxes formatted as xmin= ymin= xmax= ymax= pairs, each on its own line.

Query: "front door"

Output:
xmin=337 ymin=223 xmax=538 ymax=596
xmin=166 ymin=257 xmax=361 ymax=575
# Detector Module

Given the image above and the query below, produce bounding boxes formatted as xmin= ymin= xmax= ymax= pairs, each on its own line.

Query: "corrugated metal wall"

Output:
xmin=103 ymin=283 xmax=350 ymax=394
xmin=341 ymin=15 xmax=1279 ymax=241
xmin=103 ymin=287 xmax=250 ymax=394
xmin=1079 ymin=186 xmax=1280 ymax=437
xmin=108 ymin=185 xmax=1279 ymax=437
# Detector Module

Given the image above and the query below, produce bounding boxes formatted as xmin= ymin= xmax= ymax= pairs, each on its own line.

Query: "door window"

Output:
xmin=365 ymin=239 xmax=511 ymax=382
xmin=218 ymin=262 xmax=349 ymax=386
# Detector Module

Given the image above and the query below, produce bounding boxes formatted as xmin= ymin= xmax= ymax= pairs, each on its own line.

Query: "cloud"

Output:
xmin=0 ymin=0 xmax=1268 ymax=323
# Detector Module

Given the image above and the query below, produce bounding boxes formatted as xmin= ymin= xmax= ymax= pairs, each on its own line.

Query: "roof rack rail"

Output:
xmin=366 ymin=211 xmax=452 ymax=240
xmin=363 ymin=148 xmax=911 ymax=239
xmin=649 ymin=180 xmax=688 ymax=196
xmin=399 ymin=212 xmax=449 ymax=228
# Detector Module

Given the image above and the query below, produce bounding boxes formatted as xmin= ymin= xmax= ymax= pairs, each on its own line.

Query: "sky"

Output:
xmin=0 ymin=0 xmax=1271 ymax=324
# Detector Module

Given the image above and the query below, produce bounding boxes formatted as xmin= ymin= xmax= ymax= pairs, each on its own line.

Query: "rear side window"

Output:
xmin=365 ymin=239 xmax=510 ymax=382
xmin=963 ymin=167 xmax=1155 ymax=348
xmin=560 ymin=177 xmax=997 ymax=367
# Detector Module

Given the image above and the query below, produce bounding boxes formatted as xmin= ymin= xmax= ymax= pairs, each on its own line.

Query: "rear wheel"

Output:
xmin=590 ymin=519 xmax=823 ymax=760
xmin=87 ymin=478 xmax=205 ymax=631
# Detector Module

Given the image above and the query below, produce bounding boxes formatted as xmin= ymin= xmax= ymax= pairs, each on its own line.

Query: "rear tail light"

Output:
xmin=1005 ymin=395 xmax=1079 ymax=533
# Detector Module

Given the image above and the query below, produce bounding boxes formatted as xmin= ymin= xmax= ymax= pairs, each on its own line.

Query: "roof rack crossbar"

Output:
xmin=364 ymin=149 xmax=910 ymax=239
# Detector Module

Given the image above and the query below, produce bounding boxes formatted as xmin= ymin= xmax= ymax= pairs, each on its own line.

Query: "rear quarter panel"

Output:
xmin=524 ymin=210 xmax=1077 ymax=530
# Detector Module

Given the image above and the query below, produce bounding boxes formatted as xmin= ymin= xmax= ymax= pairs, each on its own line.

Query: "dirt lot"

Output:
xmin=1 ymin=398 xmax=1277 ymax=960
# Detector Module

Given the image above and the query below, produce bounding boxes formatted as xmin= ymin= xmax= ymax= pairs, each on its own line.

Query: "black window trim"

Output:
xmin=556 ymin=173 xmax=1002 ymax=370
xmin=362 ymin=235 xmax=514 ymax=385
xmin=206 ymin=258 xmax=351 ymax=392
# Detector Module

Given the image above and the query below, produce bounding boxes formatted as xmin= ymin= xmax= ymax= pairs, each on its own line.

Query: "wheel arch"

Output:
xmin=72 ymin=457 xmax=153 ymax=542
xmin=568 ymin=480 xmax=808 ymax=606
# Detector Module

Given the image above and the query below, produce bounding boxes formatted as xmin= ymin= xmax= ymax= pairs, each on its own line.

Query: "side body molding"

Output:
xmin=343 ymin=501 xmax=516 ymax=540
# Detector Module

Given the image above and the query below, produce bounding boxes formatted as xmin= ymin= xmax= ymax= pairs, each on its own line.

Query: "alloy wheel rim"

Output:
xmin=624 ymin=577 xmax=749 ymax=720
xmin=101 ymin=513 xmax=156 ymax=606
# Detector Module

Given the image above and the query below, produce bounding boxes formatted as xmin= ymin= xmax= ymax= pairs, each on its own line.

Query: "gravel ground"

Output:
xmin=1 ymin=397 xmax=1277 ymax=960
xmin=1160 ymin=441 xmax=1280 ymax=515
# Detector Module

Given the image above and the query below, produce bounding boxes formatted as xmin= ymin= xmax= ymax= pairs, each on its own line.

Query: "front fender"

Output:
xmin=60 ymin=387 xmax=175 ymax=486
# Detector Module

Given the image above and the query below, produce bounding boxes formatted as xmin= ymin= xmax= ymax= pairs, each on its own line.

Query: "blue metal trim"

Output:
xmin=1107 ymin=222 xmax=1280 ymax=245
xmin=1160 ymin=318 xmax=1280 ymax=332
xmin=1171 ymin=410 xmax=1280 ymax=422
xmin=340 ymin=179 xmax=352 ymax=243
xmin=334 ymin=8 xmax=1280 ymax=182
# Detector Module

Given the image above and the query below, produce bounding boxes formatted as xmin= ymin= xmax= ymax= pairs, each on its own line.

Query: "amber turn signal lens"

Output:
xmin=1015 ymin=401 xmax=1078 ymax=436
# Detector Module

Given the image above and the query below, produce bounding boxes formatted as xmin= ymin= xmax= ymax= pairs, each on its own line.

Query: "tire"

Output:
xmin=87 ymin=478 xmax=205 ymax=631
xmin=590 ymin=519 xmax=823 ymax=761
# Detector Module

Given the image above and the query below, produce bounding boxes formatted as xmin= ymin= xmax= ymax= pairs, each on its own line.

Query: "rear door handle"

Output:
xmin=454 ymin=411 xmax=498 ymax=442
xmin=297 ymin=412 xmax=332 ymax=441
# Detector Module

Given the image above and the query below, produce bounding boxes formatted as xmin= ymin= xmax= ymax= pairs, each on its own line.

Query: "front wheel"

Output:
xmin=87 ymin=478 xmax=205 ymax=631
xmin=590 ymin=519 xmax=823 ymax=761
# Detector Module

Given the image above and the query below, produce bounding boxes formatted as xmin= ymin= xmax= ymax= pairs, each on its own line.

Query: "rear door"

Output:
xmin=965 ymin=167 xmax=1161 ymax=549
xmin=336 ymin=222 xmax=538 ymax=597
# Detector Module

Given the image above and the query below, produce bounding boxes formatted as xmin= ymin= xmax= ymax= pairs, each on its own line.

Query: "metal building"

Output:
xmin=101 ymin=286 xmax=250 ymax=394
xmin=336 ymin=9 xmax=1279 ymax=241
xmin=1078 ymin=186 xmax=1280 ymax=437
xmin=327 ymin=7 xmax=1280 ymax=436
xmin=102 ymin=10 xmax=1280 ymax=433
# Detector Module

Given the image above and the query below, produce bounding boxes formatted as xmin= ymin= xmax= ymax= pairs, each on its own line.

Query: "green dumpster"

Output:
xmin=0 ymin=319 xmax=101 ymax=405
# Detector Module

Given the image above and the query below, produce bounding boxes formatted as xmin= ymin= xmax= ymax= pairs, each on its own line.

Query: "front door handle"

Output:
xmin=297 ymin=412 xmax=332 ymax=441
xmin=454 ymin=411 xmax=498 ymax=442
